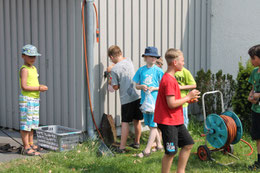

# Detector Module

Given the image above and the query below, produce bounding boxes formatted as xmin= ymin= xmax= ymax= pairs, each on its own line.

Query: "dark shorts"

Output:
xmin=121 ymin=99 xmax=143 ymax=123
xmin=251 ymin=111 xmax=260 ymax=140
xmin=158 ymin=124 xmax=194 ymax=155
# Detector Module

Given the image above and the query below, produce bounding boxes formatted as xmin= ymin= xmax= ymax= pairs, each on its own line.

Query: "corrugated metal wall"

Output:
xmin=94 ymin=0 xmax=212 ymax=126
xmin=0 ymin=0 xmax=211 ymax=130
xmin=0 ymin=0 xmax=87 ymax=130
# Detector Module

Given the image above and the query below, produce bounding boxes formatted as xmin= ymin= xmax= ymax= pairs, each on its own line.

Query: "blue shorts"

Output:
xmin=143 ymin=113 xmax=157 ymax=127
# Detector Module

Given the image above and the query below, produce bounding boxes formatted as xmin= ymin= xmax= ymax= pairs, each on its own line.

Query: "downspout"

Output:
xmin=85 ymin=0 xmax=95 ymax=139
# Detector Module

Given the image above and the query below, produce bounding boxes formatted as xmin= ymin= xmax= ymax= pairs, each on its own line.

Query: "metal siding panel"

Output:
xmin=201 ymin=0 xmax=207 ymax=70
xmin=60 ymin=0 xmax=69 ymax=127
xmin=139 ymin=0 xmax=147 ymax=67
xmin=107 ymin=0 xmax=116 ymax=121
xmin=23 ymin=0 xmax=31 ymax=44
xmin=154 ymin=0 xmax=161 ymax=59
xmin=182 ymin=0 xmax=189 ymax=64
xmin=194 ymin=0 xmax=202 ymax=73
xmin=168 ymin=0 xmax=175 ymax=48
xmin=147 ymin=0 xmax=154 ymax=47
xmin=67 ymin=0 xmax=76 ymax=128
xmin=52 ymin=0 xmax=62 ymax=125
xmin=123 ymin=0 xmax=131 ymax=59
xmin=38 ymin=0 xmax=47 ymax=126
xmin=115 ymin=0 xmax=123 ymax=126
xmin=4 ymin=0 xmax=13 ymax=128
xmin=161 ymin=0 xmax=168 ymax=64
xmin=175 ymin=0 xmax=182 ymax=49
xmin=10 ymin=0 xmax=19 ymax=129
xmin=0 ymin=0 xmax=6 ymax=127
xmin=75 ymin=0 xmax=85 ymax=130
xmin=45 ymin=0 xmax=54 ymax=125
xmin=188 ymin=0 xmax=195 ymax=75
xmin=99 ymin=0 xmax=109 ymax=118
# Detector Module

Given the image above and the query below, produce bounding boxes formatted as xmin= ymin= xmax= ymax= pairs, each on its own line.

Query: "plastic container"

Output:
xmin=36 ymin=125 xmax=83 ymax=151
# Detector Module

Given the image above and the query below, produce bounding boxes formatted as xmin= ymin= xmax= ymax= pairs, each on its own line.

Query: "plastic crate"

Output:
xmin=36 ymin=125 xmax=83 ymax=151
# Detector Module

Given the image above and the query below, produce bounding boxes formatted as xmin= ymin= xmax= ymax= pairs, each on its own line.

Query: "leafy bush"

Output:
xmin=232 ymin=59 xmax=254 ymax=132
xmin=195 ymin=69 xmax=236 ymax=116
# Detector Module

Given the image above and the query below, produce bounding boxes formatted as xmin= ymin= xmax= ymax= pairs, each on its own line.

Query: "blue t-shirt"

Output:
xmin=133 ymin=65 xmax=164 ymax=104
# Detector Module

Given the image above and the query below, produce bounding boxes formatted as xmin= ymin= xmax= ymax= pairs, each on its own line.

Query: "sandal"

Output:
xmin=129 ymin=143 xmax=140 ymax=149
xmin=135 ymin=151 xmax=151 ymax=158
xmin=22 ymin=148 xmax=40 ymax=156
xmin=114 ymin=147 xmax=127 ymax=154
xmin=30 ymin=144 xmax=43 ymax=152
xmin=151 ymin=146 xmax=164 ymax=152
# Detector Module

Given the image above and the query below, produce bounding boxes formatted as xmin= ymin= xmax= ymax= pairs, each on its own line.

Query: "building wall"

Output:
xmin=0 ymin=0 xmax=211 ymax=130
xmin=210 ymin=0 xmax=260 ymax=77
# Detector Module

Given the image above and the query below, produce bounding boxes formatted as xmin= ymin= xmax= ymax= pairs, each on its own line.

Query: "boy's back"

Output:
xmin=111 ymin=58 xmax=140 ymax=105
xmin=154 ymin=73 xmax=183 ymax=125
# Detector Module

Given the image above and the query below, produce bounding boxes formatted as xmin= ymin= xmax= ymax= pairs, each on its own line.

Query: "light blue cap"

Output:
xmin=22 ymin=44 xmax=41 ymax=56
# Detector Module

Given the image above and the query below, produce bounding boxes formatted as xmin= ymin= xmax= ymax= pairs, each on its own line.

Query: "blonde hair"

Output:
xmin=107 ymin=45 xmax=122 ymax=58
xmin=165 ymin=48 xmax=183 ymax=65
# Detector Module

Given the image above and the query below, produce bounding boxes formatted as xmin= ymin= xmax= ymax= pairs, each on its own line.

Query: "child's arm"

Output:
xmin=20 ymin=68 xmax=48 ymax=92
xmin=166 ymin=89 xmax=200 ymax=109
xmin=135 ymin=83 xmax=148 ymax=91
xmin=179 ymin=84 xmax=197 ymax=90
xmin=248 ymin=86 xmax=258 ymax=104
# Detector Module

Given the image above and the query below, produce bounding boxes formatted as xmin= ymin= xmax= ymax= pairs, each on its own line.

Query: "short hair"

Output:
xmin=165 ymin=48 xmax=183 ymax=65
xmin=107 ymin=45 xmax=122 ymax=58
xmin=248 ymin=44 xmax=260 ymax=58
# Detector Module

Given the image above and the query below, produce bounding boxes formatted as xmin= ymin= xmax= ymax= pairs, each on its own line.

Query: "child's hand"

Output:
xmin=253 ymin=93 xmax=260 ymax=99
xmin=148 ymin=87 xmax=157 ymax=92
xmin=39 ymin=85 xmax=48 ymax=92
xmin=248 ymin=95 xmax=258 ymax=104
xmin=142 ymin=85 xmax=148 ymax=91
xmin=107 ymin=64 xmax=115 ymax=73
xmin=187 ymin=89 xmax=200 ymax=100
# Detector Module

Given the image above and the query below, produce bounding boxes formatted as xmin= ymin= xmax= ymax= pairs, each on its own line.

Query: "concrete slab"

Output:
xmin=0 ymin=129 xmax=31 ymax=163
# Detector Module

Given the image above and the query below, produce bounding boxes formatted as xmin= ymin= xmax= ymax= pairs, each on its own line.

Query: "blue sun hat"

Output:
xmin=142 ymin=46 xmax=160 ymax=59
xmin=22 ymin=44 xmax=41 ymax=56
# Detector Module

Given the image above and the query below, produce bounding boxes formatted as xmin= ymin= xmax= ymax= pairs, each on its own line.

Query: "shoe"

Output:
xmin=135 ymin=151 xmax=151 ymax=158
xmin=248 ymin=161 xmax=260 ymax=171
xmin=114 ymin=147 xmax=126 ymax=154
xmin=129 ymin=143 xmax=140 ymax=149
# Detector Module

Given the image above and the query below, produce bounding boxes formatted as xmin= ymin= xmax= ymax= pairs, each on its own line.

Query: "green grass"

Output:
xmin=0 ymin=117 xmax=259 ymax=173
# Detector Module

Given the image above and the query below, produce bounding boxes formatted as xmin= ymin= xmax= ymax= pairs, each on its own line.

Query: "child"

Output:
xmin=248 ymin=44 xmax=260 ymax=170
xmin=19 ymin=44 xmax=48 ymax=156
xmin=108 ymin=45 xmax=143 ymax=153
xmin=133 ymin=47 xmax=164 ymax=157
xmin=154 ymin=48 xmax=200 ymax=173
xmin=175 ymin=66 xmax=197 ymax=129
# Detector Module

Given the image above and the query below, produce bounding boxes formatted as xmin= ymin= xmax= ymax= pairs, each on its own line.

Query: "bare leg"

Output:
xmin=177 ymin=144 xmax=193 ymax=173
xmin=143 ymin=127 xmax=157 ymax=153
xmin=162 ymin=154 xmax=175 ymax=173
xmin=29 ymin=130 xmax=34 ymax=146
xmin=155 ymin=129 xmax=163 ymax=148
xmin=120 ymin=122 xmax=129 ymax=149
xmin=20 ymin=130 xmax=30 ymax=149
xmin=133 ymin=119 xmax=142 ymax=144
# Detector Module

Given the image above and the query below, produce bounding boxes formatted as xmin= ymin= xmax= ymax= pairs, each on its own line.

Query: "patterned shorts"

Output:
xmin=19 ymin=95 xmax=40 ymax=131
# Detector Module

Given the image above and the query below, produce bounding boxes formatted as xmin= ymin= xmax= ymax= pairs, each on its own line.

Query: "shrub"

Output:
xmin=195 ymin=69 xmax=236 ymax=116
xmin=232 ymin=59 xmax=254 ymax=132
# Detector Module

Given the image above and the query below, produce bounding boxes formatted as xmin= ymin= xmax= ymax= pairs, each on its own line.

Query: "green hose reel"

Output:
xmin=204 ymin=111 xmax=243 ymax=149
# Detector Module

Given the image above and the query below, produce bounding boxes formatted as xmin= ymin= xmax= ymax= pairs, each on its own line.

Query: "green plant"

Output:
xmin=232 ymin=59 xmax=254 ymax=132
xmin=195 ymin=69 xmax=236 ymax=115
